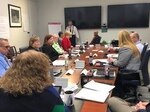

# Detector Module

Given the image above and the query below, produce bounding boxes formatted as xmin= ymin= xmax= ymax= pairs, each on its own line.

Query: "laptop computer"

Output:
xmin=53 ymin=86 xmax=62 ymax=94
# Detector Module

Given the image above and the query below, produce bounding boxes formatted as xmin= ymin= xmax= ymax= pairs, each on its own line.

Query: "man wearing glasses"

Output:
xmin=0 ymin=38 xmax=11 ymax=77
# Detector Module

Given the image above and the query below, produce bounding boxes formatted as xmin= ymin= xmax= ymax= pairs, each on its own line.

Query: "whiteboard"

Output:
xmin=0 ymin=16 xmax=10 ymax=39
xmin=48 ymin=23 xmax=62 ymax=35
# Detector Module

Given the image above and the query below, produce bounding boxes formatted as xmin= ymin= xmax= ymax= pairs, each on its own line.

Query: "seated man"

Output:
xmin=90 ymin=31 xmax=101 ymax=45
xmin=0 ymin=38 xmax=11 ymax=77
xmin=130 ymin=32 xmax=144 ymax=53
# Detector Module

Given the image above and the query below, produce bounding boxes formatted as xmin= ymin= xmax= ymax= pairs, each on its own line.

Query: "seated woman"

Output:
xmin=108 ymin=30 xmax=141 ymax=70
xmin=108 ymin=30 xmax=141 ymax=98
xmin=42 ymin=35 xmax=61 ymax=62
xmin=58 ymin=31 xmax=63 ymax=47
xmin=27 ymin=36 xmax=41 ymax=51
xmin=0 ymin=50 xmax=66 ymax=112
xmin=107 ymin=97 xmax=150 ymax=112
xmin=52 ymin=34 xmax=64 ymax=54
xmin=61 ymin=31 xmax=72 ymax=52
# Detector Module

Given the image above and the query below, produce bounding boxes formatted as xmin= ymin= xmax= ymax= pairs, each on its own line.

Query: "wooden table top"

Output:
xmin=57 ymin=45 xmax=117 ymax=112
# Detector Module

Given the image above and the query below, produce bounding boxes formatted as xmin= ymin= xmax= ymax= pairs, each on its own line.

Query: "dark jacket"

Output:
xmin=27 ymin=46 xmax=42 ymax=52
xmin=42 ymin=44 xmax=60 ymax=62
xmin=90 ymin=35 xmax=101 ymax=45
xmin=0 ymin=86 xmax=65 ymax=112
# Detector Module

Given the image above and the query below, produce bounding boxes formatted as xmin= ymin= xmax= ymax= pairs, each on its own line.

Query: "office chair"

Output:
xmin=7 ymin=46 xmax=18 ymax=62
xmin=141 ymin=43 xmax=148 ymax=61
xmin=110 ymin=40 xmax=118 ymax=47
xmin=136 ymin=48 xmax=150 ymax=102
xmin=121 ymin=49 xmax=150 ymax=102
xmin=19 ymin=46 xmax=28 ymax=53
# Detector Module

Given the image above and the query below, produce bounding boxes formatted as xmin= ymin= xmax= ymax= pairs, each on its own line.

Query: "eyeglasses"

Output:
xmin=0 ymin=46 xmax=10 ymax=49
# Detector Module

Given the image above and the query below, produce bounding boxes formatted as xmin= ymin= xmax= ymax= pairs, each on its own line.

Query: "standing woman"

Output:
xmin=0 ymin=50 xmax=66 ymax=112
xmin=42 ymin=35 xmax=60 ymax=62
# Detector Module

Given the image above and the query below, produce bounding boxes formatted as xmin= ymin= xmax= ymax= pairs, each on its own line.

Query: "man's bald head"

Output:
xmin=130 ymin=32 xmax=140 ymax=43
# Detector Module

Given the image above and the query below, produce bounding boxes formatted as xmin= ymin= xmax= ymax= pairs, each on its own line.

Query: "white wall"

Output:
xmin=0 ymin=0 xmax=38 ymax=50
xmin=37 ymin=0 xmax=150 ymax=44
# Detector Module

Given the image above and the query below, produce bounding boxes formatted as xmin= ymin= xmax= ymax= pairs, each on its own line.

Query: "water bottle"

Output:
xmin=89 ymin=53 xmax=93 ymax=66
xmin=68 ymin=48 xmax=72 ymax=59
xmin=104 ymin=63 xmax=110 ymax=79
xmin=65 ymin=56 xmax=68 ymax=70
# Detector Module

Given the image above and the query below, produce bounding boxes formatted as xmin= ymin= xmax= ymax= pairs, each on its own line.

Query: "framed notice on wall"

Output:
xmin=48 ymin=23 xmax=62 ymax=35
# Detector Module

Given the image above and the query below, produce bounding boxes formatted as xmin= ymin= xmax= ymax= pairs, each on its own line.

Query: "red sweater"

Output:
xmin=61 ymin=36 xmax=71 ymax=51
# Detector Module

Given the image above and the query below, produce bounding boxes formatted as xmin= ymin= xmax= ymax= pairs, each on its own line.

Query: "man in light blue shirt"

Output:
xmin=0 ymin=38 xmax=11 ymax=77
xmin=130 ymin=32 xmax=144 ymax=54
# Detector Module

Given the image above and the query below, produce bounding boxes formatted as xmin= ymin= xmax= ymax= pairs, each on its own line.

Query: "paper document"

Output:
xmin=84 ymin=80 xmax=115 ymax=92
xmin=65 ymin=69 xmax=74 ymax=75
xmin=75 ymin=88 xmax=109 ymax=103
xmin=52 ymin=60 xmax=65 ymax=66
xmin=92 ymin=59 xmax=108 ymax=65
xmin=81 ymin=69 xmax=88 ymax=75
xmin=64 ymin=83 xmax=78 ymax=92
xmin=54 ymin=77 xmax=68 ymax=88
xmin=107 ymin=54 xmax=118 ymax=58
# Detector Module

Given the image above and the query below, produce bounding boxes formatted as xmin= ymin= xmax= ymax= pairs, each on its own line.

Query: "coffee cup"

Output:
xmin=64 ymin=91 xmax=74 ymax=106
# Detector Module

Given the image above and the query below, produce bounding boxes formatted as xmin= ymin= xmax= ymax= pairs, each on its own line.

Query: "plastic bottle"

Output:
xmin=104 ymin=63 xmax=110 ymax=79
xmin=65 ymin=55 xmax=68 ymax=70
xmin=89 ymin=53 xmax=93 ymax=66
xmin=68 ymin=48 xmax=72 ymax=59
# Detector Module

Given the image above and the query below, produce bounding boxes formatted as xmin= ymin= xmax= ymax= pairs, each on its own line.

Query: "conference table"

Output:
xmin=54 ymin=45 xmax=118 ymax=112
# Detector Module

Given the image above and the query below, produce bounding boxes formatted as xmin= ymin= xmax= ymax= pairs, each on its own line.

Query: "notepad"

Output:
xmin=75 ymin=88 xmax=109 ymax=103
xmin=84 ymin=80 xmax=115 ymax=92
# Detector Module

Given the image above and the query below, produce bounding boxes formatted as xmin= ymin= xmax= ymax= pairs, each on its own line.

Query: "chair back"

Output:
xmin=110 ymin=40 xmax=118 ymax=47
xmin=140 ymin=48 xmax=150 ymax=86
xmin=19 ymin=46 xmax=28 ymax=53
xmin=141 ymin=43 xmax=148 ymax=61
xmin=7 ymin=46 xmax=18 ymax=61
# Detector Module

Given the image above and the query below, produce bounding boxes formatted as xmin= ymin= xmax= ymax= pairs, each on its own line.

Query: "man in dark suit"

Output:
xmin=90 ymin=31 xmax=101 ymax=45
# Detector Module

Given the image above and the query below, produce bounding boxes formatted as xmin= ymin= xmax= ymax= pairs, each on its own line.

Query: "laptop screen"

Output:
xmin=53 ymin=86 xmax=62 ymax=94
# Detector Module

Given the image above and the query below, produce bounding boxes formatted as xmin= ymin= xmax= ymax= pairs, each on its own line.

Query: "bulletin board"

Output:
xmin=48 ymin=22 xmax=62 ymax=35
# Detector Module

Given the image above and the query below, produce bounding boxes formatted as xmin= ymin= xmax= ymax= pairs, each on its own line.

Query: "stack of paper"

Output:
xmin=84 ymin=80 xmax=115 ymax=92
xmin=75 ymin=80 xmax=115 ymax=103
xmin=107 ymin=54 xmax=118 ymax=58
xmin=52 ymin=60 xmax=65 ymax=66
xmin=92 ymin=59 xmax=108 ymax=65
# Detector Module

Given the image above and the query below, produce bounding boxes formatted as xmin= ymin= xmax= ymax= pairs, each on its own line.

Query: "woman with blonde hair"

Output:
xmin=27 ymin=35 xmax=41 ymax=51
xmin=61 ymin=31 xmax=72 ymax=52
xmin=0 ymin=50 xmax=66 ymax=112
xmin=108 ymin=30 xmax=141 ymax=70
xmin=108 ymin=30 xmax=141 ymax=98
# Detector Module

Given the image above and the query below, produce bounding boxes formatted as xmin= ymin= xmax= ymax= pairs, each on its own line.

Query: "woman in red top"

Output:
xmin=61 ymin=31 xmax=72 ymax=52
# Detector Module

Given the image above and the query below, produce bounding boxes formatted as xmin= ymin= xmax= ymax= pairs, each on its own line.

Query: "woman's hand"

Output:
xmin=135 ymin=101 xmax=149 ymax=111
xmin=107 ymin=57 xmax=115 ymax=63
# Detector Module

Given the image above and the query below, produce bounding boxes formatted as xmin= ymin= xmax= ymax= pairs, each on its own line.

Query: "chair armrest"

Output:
xmin=119 ymin=69 xmax=140 ymax=80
